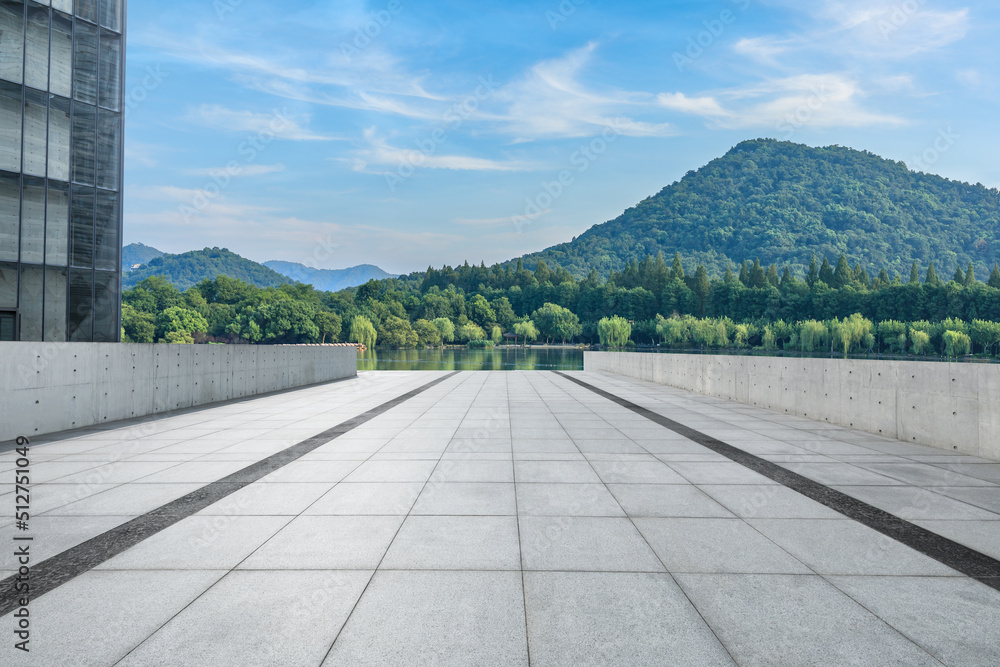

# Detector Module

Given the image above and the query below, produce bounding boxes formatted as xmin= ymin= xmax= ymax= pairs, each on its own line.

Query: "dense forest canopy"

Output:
xmin=123 ymin=247 xmax=293 ymax=291
xmin=508 ymin=139 xmax=1000 ymax=279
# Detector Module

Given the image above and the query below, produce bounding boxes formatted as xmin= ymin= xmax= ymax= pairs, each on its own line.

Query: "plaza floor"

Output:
xmin=1 ymin=370 xmax=999 ymax=666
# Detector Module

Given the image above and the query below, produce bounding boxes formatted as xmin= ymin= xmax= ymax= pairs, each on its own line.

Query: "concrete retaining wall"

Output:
xmin=1 ymin=343 xmax=358 ymax=441
xmin=585 ymin=352 xmax=1000 ymax=461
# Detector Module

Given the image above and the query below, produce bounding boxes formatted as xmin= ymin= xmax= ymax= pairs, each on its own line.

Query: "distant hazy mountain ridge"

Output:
xmin=263 ymin=261 xmax=397 ymax=292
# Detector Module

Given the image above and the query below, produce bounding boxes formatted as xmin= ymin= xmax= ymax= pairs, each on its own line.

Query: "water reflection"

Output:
xmin=357 ymin=347 xmax=585 ymax=371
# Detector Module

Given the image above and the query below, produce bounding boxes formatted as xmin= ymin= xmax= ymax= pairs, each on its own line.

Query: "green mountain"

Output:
xmin=263 ymin=261 xmax=396 ymax=292
xmin=123 ymin=247 xmax=293 ymax=290
xmin=122 ymin=243 xmax=164 ymax=272
xmin=514 ymin=139 xmax=1000 ymax=278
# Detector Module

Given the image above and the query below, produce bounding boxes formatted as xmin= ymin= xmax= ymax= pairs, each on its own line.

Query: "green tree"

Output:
xmin=531 ymin=303 xmax=582 ymax=344
xmin=513 ymin=320 xmax=539 ymax=346
xmin=819 ymin=257 xmax=835 ymax=286
xmin=943 ymin=330 xmax=971 ymax=358
xmin=597 ymin=316 xmax=632 ymax=348
xmin=738 ymin=260 xmax=750 ymax=286
xmin=432 ymin=317 xmax=455 ymax=343
xmin=806 ymin=254 xmax=819 ymax=287
xmin=970 ymin=320 xmax=1000 ymax=355
xmin=910 ymin=328 xmax=932 ymax=355
xmin=989 ymin=263 xmax=1000 ymax=288
xmin=121 ymin=303 xmax=155 ymax=343
xmin=765 ymin=264 xmax=780 ymax=288
xmin=457 ymin=322 xmax=485 ymax=343
xmin=953 ymin=266 xmax=965 ymax=284
xmin=156 ymin=306 xmax=209 ymax=342
xmin=749 ymin=259 xmax=767 ymax=288
xmin=909 ymin=261 xmax=920 ymax=284
xmin=379 ymin=315 xmax=418 ymax=348
xmin=349 ymin=315 xmax=377 ymax=349
xmin=671 ymin=252 xmax=685 ymax=280
xmin=799 ymin=320 xmax=828 ymax=353
xmin=833 ymin=255 xmax=853 ymax=288
xmin=414 ymin=319 xmax=442 ymax=347
xmin=490 ymin=325 xmax=503 ymax=345
xmin=693 ymin=265 xmax=710 ymax=314
xmin=878 ymin=320 xmax=908 ymax=354
xmin=965 ymin=262 xmax=976 ymax=286
xmin=925 ymin=261 xmax=939 ymax=286
xmin=467 ymin=294 xmax=496 ymax=327
xmin=314 ymin=311 xmax=342 ymax=344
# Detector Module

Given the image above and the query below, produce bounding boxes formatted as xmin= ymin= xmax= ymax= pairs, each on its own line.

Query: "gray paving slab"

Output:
xmin=117 ymin=570 xmax=372 ymax=667
xmin=748 ymin=519 xmax=960 ymax=576
xmin=381 ymin=515 xmax=521 ymax=569
xmin=635 ymin=518 xmax=811 ymax=574
xmin=675 ymin=574 xmax=943 ymax=666
xmin=322 ymin=570 xmax=529 ymax=667
xmin=608 ymin=484 xmax=735 ymax=518
xmin=590 ymin=460 xmax=688 ymax=484
xmin=699 ymin=484 xmax=844 ymax=519
xmin=516 ymin=483 xmax=626 ymax=517
xmin=523 ymin=571 xmax=735 ymax=666
xmin=519 ymin=516 xmax=665 ymax=571
xmin=514 ymin=460 xmax=602 ymax=483
xmin=827 ymin=575 xmax=1000 ymax=666
xmin=238 ymin=515 xmax=403 ymax=569
xmin=411 ymin=482 xmax=517 ymax=515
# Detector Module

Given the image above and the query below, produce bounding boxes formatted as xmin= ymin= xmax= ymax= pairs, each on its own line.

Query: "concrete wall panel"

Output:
xmin=585 ymin=352 xmax=1000 ymax=461
xmin=1 ymin=343 xmax=357 ymax=441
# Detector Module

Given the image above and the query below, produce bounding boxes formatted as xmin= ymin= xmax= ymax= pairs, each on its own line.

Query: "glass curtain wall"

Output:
xmin=0 ymin=0 xmax=124 ymax=341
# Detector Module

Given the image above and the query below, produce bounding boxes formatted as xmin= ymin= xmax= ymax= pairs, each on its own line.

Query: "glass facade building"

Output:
xmin=0 ymin=0 xmax=124 ymax=341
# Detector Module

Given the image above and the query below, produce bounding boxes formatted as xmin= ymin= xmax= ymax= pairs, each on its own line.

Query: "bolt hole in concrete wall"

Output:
xmin=0 ymin=344 xmax=358 ymax=440
xmin=584 ymin=352 xmax=1000 ymax=461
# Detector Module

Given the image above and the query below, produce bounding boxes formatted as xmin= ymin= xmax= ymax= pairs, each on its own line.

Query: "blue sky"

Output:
xmin=123 ymin=0 xmax=999 ymax=274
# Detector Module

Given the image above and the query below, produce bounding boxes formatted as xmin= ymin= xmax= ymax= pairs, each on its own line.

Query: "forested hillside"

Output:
xmin=263 ymin=261 xmax=396 ymax=291
xmin=513 ymin=139 xmax=1000 ymax=278
xmin=123 ymin=247 xmax=293 ymax=290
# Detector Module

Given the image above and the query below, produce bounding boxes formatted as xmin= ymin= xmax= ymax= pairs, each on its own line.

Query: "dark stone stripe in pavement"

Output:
xmin=0 ymin=372 xmax=460 ymax=617
xmin=554 ymin=371 xmax=1000 ymax=592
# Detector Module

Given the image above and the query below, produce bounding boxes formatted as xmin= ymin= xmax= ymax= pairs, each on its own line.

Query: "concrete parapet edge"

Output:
xmin=1 ymin=343 xmax=358 ymax=441
xmin=584 ymin=351 xmax=999 ymax=461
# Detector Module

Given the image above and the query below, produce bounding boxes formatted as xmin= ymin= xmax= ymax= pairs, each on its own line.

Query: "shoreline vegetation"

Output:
xmin=121 ymin=250 xmax=1000 ymax=363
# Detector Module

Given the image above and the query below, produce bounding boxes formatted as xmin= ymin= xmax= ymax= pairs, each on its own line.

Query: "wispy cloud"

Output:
xmin=659 ymin=73 xmax=906 ymax=130
xmin=492 ymin=43 xmax=675 ymax=142
xmin=185 ymin=105 xmax=339 ymax=141
xmin=349 ymin=128 xmax=539 ymax=173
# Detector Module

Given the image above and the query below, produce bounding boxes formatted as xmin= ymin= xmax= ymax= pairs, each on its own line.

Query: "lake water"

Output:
xmin=357 ymin=347 xmax=585 ymax=371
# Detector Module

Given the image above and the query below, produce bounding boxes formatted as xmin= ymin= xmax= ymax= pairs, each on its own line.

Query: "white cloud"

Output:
xmin=657 ymin=92 xmax=730 ymax=118
xmin=350 ymin=128 xmax=538 ymax=173
xmin=732 ymin=37 xmax=796 ymax=67
xmin=659 ymin=74 xmax=906 ymax=131
xmin=185 ymin=105 xmax=339 ymax=141
xmin=493 ymin=43 xmax=675 ymax=141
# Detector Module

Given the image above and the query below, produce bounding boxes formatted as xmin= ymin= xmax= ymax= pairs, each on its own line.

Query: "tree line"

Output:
xmin=121 ymin=251 xmax=1000 ymax=359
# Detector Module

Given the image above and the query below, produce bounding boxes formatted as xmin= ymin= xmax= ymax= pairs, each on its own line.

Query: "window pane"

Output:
xmin=18 ymin=261 xmax=42 ymax=340
xmin=50 ymin=10 xmax=71 ymax=97
xmin=24 ymin=2 xmax=48 ymax=91
xmin=0 ymin=170 xmax=18 ymax=261
xmin=43 ymin=265 xmax=65 ymax=339
xmin=0 ymin=260 xmax=15 ymax=307
xmin=0 ymin=311 xmax=13 ymax=339
xmin=94 ymin=187 xmax=115 ymax=269
xmin=0 ymin=80 xmax=21 ymax=172
xmin=45 ymin=178 xmax=66 ymax=264
xmin=68 ymin=265 xmax=91 ymax=340
xmin=98 ymin=31 xmax=119 ymax=110
xmin=74 ymin=0 xmax=95 ymax=23
xmin=73 ymin=20 xmax=97 ymax=104
xmin=0 ymin=1 xmax=24 ymax=85
xmin=48 ymin=93 xmax=69 ymax=180
xmin=92 ymin=268 xmax=115 ymax=340
xmin=20 ymin=174 xmax=43 ymax=263
xmin=70 ymin=182 xmax=92 ymax=266
xmin=98 ymin=0 xmax=117 ymax=31
xmin=51 ymin=0 xmax=69 ymax=12
xmin=71 ymin=101 xmax=95 ymax=184
xmin=22 ymin=86 xmax=46 ymax=176
xmin=96 ymin=109 xmax=118 ymax=189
